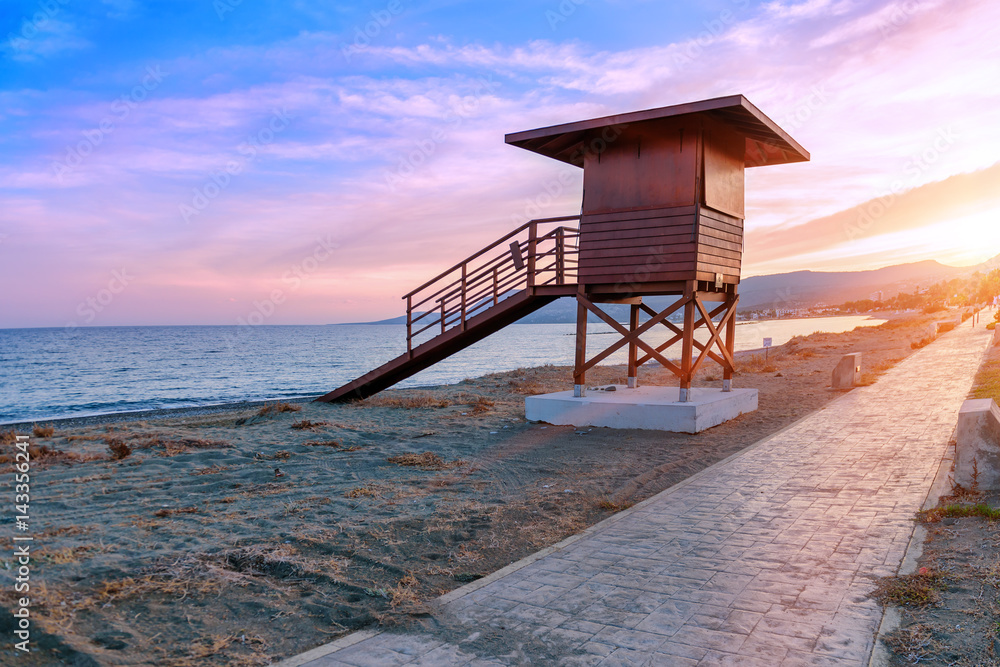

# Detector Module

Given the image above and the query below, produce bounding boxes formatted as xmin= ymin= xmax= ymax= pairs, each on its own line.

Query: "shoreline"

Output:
xmin=2 ymin=312 xmax=894 ymax=429
xmin=0 ymin=397 xmax=312 ymax=431
xmin=3 ymin=344 xmax=816 ymax=431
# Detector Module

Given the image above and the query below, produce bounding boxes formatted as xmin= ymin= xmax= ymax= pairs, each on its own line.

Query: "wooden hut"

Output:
xmin=318 ymin=95 xmax=808 ymax=404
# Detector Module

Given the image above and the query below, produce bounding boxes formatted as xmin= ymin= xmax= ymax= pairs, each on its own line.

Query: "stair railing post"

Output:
xmin=440 ymin=298 xmax=446 ymax=335
xmin=556 ymin=226 xmax=565 ymax=284
xmin=461 ymin=264 xmax=467 ymax=331
xmin=493 ymin=267 xmax=498 ymax=305
xmin=406 ymin=295 xmax=413 ymax=358
xmin=527 ymin=221 xmax=537 ymax=292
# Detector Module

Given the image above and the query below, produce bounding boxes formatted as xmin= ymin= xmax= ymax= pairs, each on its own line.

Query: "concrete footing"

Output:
xmin=936 ymin=319 xmax=960 ymax=334
xmin=956 ymin=398 xmax=1000 ymax=490
xmin=525 ymin=386 xmax=758 ymax=433
xmin=832 ymin=353 xmax=862 ymax=389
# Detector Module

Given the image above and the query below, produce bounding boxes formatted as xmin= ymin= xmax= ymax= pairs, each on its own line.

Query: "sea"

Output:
xmin=0 ymin=315 xmax=885 ymax=425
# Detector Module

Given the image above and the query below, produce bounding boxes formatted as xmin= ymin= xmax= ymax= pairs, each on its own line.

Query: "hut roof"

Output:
xmin=505 ymin=94 xmax=809 ymax=168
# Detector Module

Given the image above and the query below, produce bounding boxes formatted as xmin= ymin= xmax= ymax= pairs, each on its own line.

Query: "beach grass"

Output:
xmin=360 ymin=393 xmax=451 ymax=409
xmin=256 ymin=401 xmax=302 ymax=416
xmin=969 ymin=344 xmax=1000 ymax=402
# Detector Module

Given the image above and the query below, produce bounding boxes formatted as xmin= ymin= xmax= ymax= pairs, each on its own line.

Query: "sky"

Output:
xmin=1 ymin=0 xmax=998 ymax=328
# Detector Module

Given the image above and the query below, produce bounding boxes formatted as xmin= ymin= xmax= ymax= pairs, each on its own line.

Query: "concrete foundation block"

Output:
xmin=525 ymin=386 xmax=758 ymax=434
xmin=832 ymin=353 xmax=862 ymax=389
xmin=956 ymin=399 xmax=1000 ymax=490
xmin=993 ymin=325 xmax=1000 ymax=347
xmin=936 ymin=319 xmax=960 ymax=334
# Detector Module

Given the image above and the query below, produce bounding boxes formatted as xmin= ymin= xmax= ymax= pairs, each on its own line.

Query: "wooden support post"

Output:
xmin=680 ymin=282 xmax=695 ymax=402
xmin=723 ymin=290 xmax=737 ymax=392
xmin=627 ymin=303 xmax=639 ymax=388
xmin=574 ymin=288 xmax=587 ymax=397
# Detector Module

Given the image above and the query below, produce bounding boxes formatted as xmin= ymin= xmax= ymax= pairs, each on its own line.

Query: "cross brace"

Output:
xmin=572 ymin=283 xmax=739 ymax=400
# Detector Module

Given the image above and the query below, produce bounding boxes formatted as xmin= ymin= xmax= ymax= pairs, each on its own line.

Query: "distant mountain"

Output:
xmin=338 ymin=254 xmax=1000 ymax=325
xmin=737 ymin=261 xmax=950 ymax=311
xmin=738 ymin=253 xmax=999 ymax=310
xmin=337 ymin=315 xmax=416 ymax=325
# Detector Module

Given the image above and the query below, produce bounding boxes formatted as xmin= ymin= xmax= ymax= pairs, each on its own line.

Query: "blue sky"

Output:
xmin=1 ymin=0 xmax=998 ymax=327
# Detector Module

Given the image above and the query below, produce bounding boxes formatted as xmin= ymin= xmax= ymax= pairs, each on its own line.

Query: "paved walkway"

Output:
xmin=284 ymin=319 xmax=993 ymax=666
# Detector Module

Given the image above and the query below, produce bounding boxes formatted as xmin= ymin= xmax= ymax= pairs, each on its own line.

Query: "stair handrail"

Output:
xmin=417 ymin=225 xmax=579 ymax=311
xmin=404 ymin=216 xmax=580 ymax=355
xmin=401 ymin=215 xmax=580 ymax=299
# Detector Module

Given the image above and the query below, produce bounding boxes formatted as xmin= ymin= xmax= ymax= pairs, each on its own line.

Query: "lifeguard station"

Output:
xmin=317 ymin=95 xmax=809 ymax=432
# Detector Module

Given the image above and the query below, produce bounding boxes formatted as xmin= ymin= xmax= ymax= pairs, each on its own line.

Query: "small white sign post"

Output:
xmin=763 ymin=337 xmax=773 ymax=362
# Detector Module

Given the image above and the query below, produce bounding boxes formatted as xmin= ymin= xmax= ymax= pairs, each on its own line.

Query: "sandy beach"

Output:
xmin=0 ymin=313 xmax=945 ymax=666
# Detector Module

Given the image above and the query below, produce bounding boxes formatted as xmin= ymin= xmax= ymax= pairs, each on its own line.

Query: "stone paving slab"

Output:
xmin=280 ymin=319 xmax=993 ymax=667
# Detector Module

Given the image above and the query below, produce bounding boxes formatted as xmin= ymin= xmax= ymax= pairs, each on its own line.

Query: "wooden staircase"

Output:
xmin=315 ymin=216 xmax=581 ymax=402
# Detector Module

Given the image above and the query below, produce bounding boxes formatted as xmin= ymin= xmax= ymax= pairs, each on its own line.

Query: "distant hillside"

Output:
xmin=338 ymin=254 xmax=1000 ymax=325
xmin=737 ymin=261 xmax=956 ymax=311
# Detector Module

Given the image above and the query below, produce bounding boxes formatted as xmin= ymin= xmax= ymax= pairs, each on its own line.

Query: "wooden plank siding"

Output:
xmin=695 ymin=206 xmax=743 ymax=281
xmin=578 ymin=205 xmax=699 ymax=284
xmin=576 ymin=204 xmax=746 ymax=286
xmin=580 ymin=204 xmax=697 ymax=224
